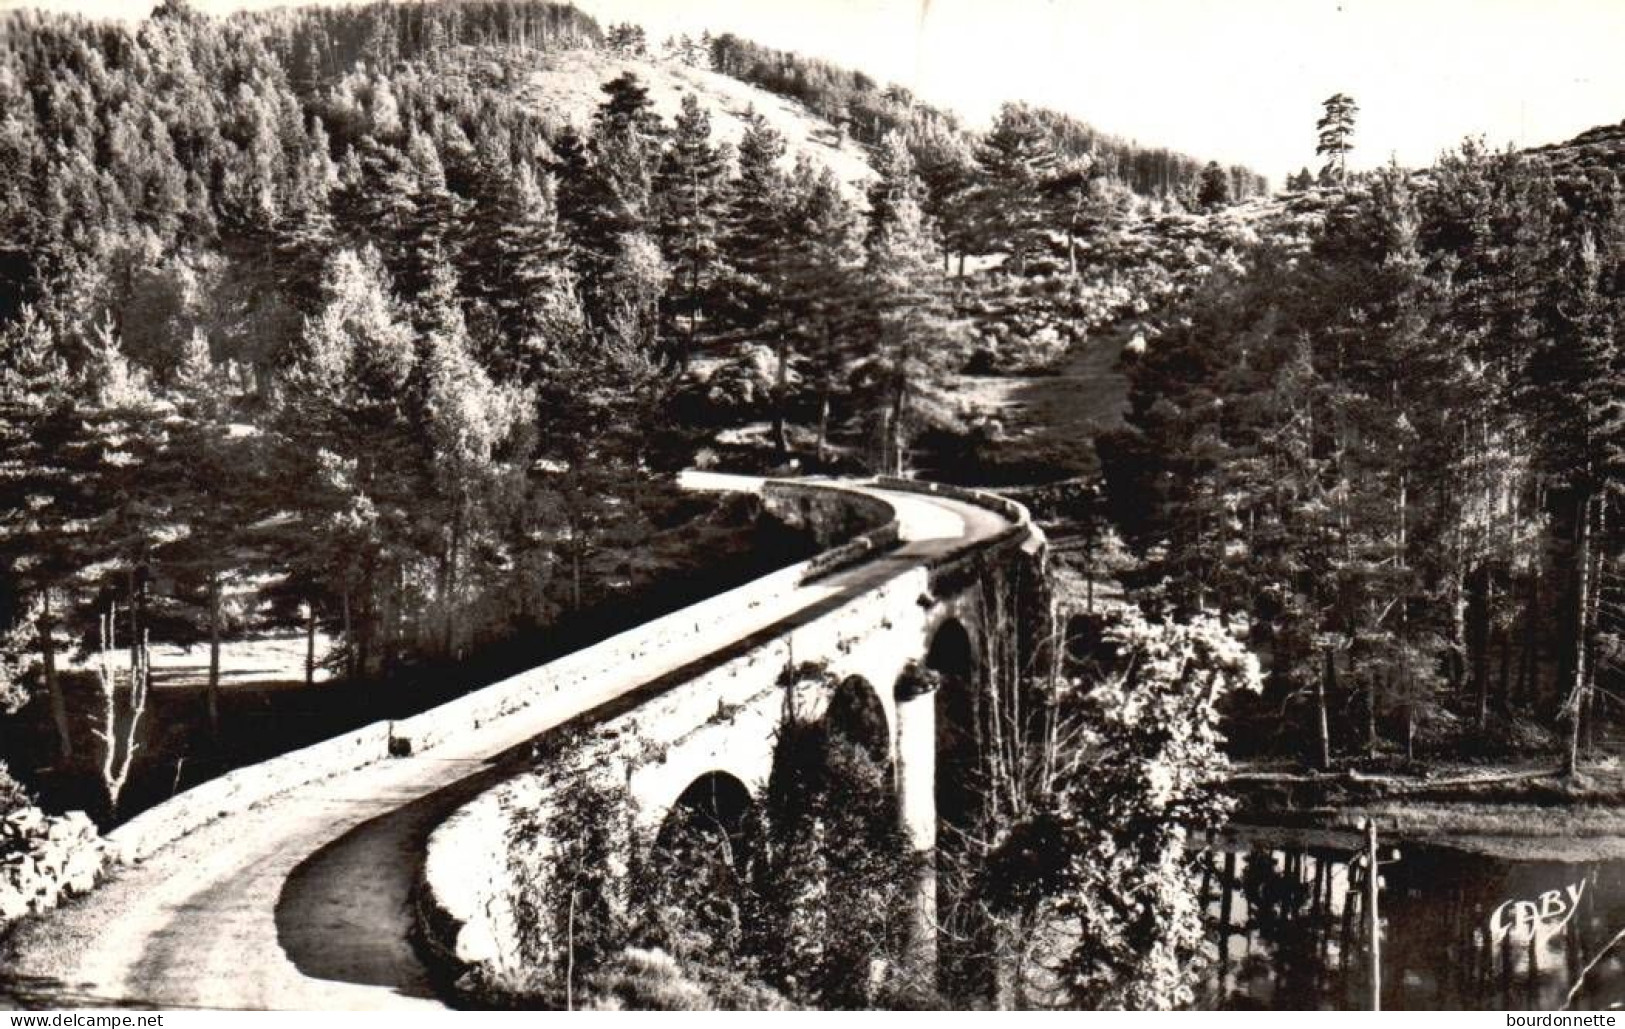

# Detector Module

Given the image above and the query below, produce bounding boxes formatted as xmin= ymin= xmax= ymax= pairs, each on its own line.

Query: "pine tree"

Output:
xmin=1042 ymin=155 xmax=1098 ymax=278
xmin=1421 ymin=143 xmax=1558 ymax=721
xmin=911 ymin=123 xmax=978 ymax=277
xmin=602 ymin=231 xmax=668 ymax=360
xmin=393 ymin=131 xmax=467 ymax=311
xmin=0 ymin=307 xmax=78 ymax=762
xmin=413 ymin=262 xmax=525 ymax=658
xmin=973 ymin=104 xmax=1060 ymax=276
xmin=330 ymin=143 xmax=415 ymax=275
xmin=604 ymin=23 xmax=647 ymax=57
xmin=159 ymin=332 xmax=262 ymax=735
xmin=1327 ymin=171 xmax=1458 ymax=758
xmin=653 ymin=94 xmax=732 ymax=369
xmin=1527 ymin=186 xmax=1625 ymax=775
xmin=1197 ymin=161 xmax=1230 ymax=209
xmin=273 ymin=199 xmax=340 ymax=315
xmin=782 ymin=159 xmax=863 ymax=465
xmin=550 ymin=123 xmax=600 ymax=288
xmin=858 ymin=191 xmax=963 ymax=475
xmin=564 ymin=74 xmax=665 ymax=335
xmin=275 ymin=247 xmax=422 ymax=678
xmin=72 ymin=323 xmax=178 ymax=686
xmin=465 ymin=159 xmax=572 ymax=364
xmin=1316 ymin=93 xmax=1359 ymax=184
xmin=866 ymin=130 xmax=925 ymax=245
xmin=592 ymin=73 xmax=665 ymax=233
xmin=725 ymin=111 xmax=799 ymax=455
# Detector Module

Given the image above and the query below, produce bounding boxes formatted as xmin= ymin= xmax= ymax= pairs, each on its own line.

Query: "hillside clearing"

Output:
xmin=522 ymin=49 xmax=877 ymax=196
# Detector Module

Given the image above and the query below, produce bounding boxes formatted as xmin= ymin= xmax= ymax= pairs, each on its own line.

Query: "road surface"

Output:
xmin=0 ymin=478 xmax=1013 ymax=1010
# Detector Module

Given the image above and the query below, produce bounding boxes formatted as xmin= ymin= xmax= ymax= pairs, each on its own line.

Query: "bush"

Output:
xmin=583 ymin=947 xmax=794 ymax=1011
xmin=0 ymin=762 xmax=29 ymax=817
xmin=583 ymin=947 xmax=713 ymax=1011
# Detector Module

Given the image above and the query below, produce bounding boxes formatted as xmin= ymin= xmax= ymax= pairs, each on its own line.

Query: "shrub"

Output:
xmin=0 ymin=763 xmax=30 ymax=817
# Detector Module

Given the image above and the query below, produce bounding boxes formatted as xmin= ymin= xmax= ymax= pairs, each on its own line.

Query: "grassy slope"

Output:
xmin=953 ymin=320 xmax=1131 ymax=455
xmin=522 ymin=49 xmax=877 ymax=196
xmin=943 ymin=192 xmax=1326 ymax=488
xmin=63 ymin=632 xmax=336 ymax=690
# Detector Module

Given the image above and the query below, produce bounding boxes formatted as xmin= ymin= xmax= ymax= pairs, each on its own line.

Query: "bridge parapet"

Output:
xmin=761 ymin=479 xmax=894 ymax=544
xmin=761 ymin=479 xmax=902 ymax=582
xmin=108 ymin=479 xmax=901 ymax=865
xmin=871 ymin=476 xmax=1047 ymax=594
xmin=870 ymin=475 xmax=1034 ymax=528
xmin=110 ymin=722 xmax=395 ymax=864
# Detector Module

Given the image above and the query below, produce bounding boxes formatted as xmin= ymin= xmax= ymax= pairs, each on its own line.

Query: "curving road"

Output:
xmin=0 ymin=477 xmax=1013 ymax=1011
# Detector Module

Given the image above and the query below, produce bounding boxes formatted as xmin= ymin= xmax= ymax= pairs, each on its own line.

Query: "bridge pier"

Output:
xmin=402 ymin=480 xmax=1045 ymax=1007
xmin=895 ymin=669 xmax=938 ymax=986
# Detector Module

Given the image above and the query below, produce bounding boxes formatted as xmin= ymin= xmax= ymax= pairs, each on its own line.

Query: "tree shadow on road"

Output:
xmin=0 ymin=971 xmax=211 ymax=1010
xmin=273 ymin=745 xmax=532 ymax=1003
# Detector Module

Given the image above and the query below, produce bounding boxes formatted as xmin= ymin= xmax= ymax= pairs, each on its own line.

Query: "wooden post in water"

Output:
xmin=1367 ymin=818 xmax=1381 ymax=1011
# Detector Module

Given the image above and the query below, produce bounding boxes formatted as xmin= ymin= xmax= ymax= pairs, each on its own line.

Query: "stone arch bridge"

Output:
xmin=1 ymin=474 xmax=1047 ymax=1010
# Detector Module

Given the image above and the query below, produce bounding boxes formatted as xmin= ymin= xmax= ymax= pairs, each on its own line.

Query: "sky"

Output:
xmin=10 ymin=0 xmax=1625 ymax=181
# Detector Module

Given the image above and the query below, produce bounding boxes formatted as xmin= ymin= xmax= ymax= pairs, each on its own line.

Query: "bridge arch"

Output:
xmin=646 ymin=771 xmax=759 ymax=958
xmin=924 ymin=615 xmax=990 ymax=995
xmin=925 ymin=617 xmax=977 ymax=683
xmin=825 ymin=673 xmax=892 ymax=765
xmin=927 ymin=617 xmax=979 ymax=830
xmin=653 ymin=770 xmax=757 ymax=861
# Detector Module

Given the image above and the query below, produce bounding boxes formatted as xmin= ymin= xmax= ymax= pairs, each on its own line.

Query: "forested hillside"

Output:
xmin=0 ymin=0 xmax=861 ymax=807
xmin=3 ymin=0 xmax=1607 ymax=806
xmin=6 ymin=0 xmax=1625 ymax=1014
xmin=703 ymin=31 xmax=1268 ymax=202
xmin=1098 ymin=138 xmax=1625 ymax=772
xmin=0 ymin=0 xmax=1279 ymax=824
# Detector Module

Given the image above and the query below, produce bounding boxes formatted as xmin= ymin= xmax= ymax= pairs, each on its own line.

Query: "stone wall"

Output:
xmin=870 ymin=476 xmax=1032 ymax=527
xmin=0 ymin=807 xmax=107 ymax=924
xmin=414 ymin=780 xmax=526 ymax=978
xmin=762 ymin=480 xmax=902 ymax=582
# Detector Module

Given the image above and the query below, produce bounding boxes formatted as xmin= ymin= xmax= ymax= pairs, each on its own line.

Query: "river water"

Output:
xmin=1201 ymin=831 xmax=1625 ymax=1010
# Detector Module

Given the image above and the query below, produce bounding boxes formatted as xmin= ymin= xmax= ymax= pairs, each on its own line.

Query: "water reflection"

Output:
xmin=1201 ymin=833 xmax=1625 ymax=1010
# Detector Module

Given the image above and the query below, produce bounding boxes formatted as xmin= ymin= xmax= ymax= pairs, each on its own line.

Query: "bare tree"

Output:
xmin=91 ymin=603 xmax=151 ymax=814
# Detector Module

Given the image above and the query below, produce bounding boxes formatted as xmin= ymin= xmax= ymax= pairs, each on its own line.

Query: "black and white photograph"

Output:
xmin=1 ymin=0 xmax=1624 ymax=1014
